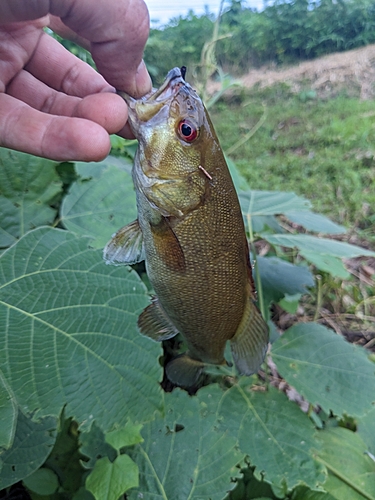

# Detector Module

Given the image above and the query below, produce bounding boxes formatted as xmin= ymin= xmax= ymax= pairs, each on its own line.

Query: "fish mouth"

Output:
xmin=118 ymin=67 xmax=190 ymax=125
xmin=118 ymin=67 xmax=186 ymax=108
xmin=147 ymin=67 xmax=186 ymax=102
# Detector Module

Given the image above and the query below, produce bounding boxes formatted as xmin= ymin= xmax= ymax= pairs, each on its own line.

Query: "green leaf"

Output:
xmin=298 ymin=251 xmax=350 ymax=278
xmin=358 ymin=407 xmax=375 ymax=456
xmin=272 ymin=323 xmax=375 ymax=418
xmin=256 ymin=256 xmax=314 ymax=312
xmin=285 ymin=210 xmax=346 ymax=234
xmin=228 ymin=465 xmax=277 ymax=500
xmin=61 ymin=158 xmax=136 ymax=249
xmin=263 ymin=234 xmax=375 ymax=259
xmin=80 ymin=422 xmax=117 ymax=470
xmin=0 ymin=412 xmax=57 ymax=489
xmin=0 ymin=368 xmax=17 ymax=449
xmin=45 ymin=417 xmax=86 ymax=494
xmin=0 ymin=227 xmax=162 ymax=430
xmin=291 ymin=485 xmax=336 ymax=500
xmin=218 ymin=382 xmax=326 ymax=493
xmin=0 ymin=148 xmax=61 ymax=248
xmin=240 ymin=190 xmax=311 ymax=217
xmin=315 ymin=427 xmax=375 ymax=500
xmin=85 ymin=455 xmax=139 ymax=500
xmin=72 ymin=487 xmax=95 ymax=500
xmin=23 ymin=467 xmax=59 ymax=495
xmin=129 ymin=386 xmax=244 ymax=500
xmin=105 ymin=422 xmax=143 ymax=451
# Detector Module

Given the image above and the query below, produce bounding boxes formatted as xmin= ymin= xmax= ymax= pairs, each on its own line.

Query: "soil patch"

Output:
xmin=213 ymin=44 xmax=375 ymax=98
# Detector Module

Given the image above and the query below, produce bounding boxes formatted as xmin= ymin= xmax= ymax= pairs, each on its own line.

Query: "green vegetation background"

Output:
xmin=1 ymin=0 xmax=375 ymax=499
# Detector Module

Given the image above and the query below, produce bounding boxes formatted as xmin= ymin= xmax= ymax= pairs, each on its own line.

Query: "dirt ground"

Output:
xmin=222 ymin=44 xmax=375 ymax=98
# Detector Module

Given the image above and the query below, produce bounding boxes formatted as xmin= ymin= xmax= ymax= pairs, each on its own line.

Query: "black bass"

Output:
xmin=104 ymin=67 xmax=268 ymax=387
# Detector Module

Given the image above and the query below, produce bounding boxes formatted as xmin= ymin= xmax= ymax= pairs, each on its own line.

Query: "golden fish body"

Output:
xmin=104 ymin=67 xmax=268 ymax=386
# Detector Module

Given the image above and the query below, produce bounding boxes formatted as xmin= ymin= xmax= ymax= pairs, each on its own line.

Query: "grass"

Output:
xmin=209 ymin=84 xmax=375 ymax=340
xmin=210 ymin=84 xmax=375 ymax=233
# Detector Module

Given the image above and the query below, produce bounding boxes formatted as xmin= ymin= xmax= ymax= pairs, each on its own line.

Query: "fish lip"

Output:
xmin=117 ymin=67 xmax=186 ymax=108
xmin=148 ymin=67 xmax=185 ymax=102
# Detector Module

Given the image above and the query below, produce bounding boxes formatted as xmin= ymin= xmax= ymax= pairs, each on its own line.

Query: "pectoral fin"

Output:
xmin=103 ymin=220 xmax=145 ymax=265
xmin=138 ymin=296 xmax=179 ymax=341
xmin=230 ymin=299 xmax=269 ymax=376
xmin=165 ymin=355 xmax=204 ymax=387
xmin=150 ymin=216 xmax=186 ymax=272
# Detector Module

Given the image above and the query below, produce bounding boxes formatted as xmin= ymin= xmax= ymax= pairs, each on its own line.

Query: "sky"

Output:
xmin=146 ymin=0 xmax=265 ymax=27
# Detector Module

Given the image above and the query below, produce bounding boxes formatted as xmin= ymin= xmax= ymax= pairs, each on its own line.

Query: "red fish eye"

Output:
xmin=178 ymin=120 xmax=198 ymax=142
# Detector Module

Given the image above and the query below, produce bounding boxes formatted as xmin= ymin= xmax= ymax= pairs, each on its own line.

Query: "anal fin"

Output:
xmin=103 ymin=220 xmax=145 ymax=265
xmin=230 ymin=299 xmax=269 ymax=376
xmin=138 ymin=296 xmax=179 ymax=341
xmin=166 ymin=355 xmax=204 ymax=387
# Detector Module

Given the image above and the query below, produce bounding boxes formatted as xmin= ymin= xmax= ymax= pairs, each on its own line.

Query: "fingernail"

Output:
xmin=135 ymin=60 xmax=152 ymax=98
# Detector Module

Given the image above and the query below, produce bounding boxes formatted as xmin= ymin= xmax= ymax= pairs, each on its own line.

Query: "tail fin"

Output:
xmin=166 ymin=355 xmax=204 ymax=387
xmin=230 ymin=299 xmax=269 ymax=376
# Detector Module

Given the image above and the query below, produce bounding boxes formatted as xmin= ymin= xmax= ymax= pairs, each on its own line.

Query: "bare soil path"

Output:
xmin=230 ymin=44 xmax=375 ymax=98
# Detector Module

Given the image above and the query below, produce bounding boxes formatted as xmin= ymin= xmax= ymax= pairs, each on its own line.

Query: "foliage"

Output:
xmin=145 ymin=12 xmax=215 ymax=84
xmin=145 ymin=0 xmax=375 ymax=76
xmin=210 ymin=89 xmax=375 ymax=230
xmin=0 ymin=145 xmax=374 ymax=499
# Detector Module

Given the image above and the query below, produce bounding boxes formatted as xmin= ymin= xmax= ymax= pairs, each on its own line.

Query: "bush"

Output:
xmin=144 ymin=0 xmax=375 ymax=75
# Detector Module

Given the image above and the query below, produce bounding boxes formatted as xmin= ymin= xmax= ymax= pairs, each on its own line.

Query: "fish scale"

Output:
xmin=104 ymin=67 xmax=269 ymax=387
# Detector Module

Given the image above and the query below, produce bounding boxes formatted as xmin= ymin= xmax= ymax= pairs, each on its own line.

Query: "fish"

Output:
xmin=104 ymin=67 xmax=269 ymax=387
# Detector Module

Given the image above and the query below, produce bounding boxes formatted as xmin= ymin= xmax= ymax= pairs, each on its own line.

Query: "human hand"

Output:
xmin=0 ymin=0 xmax=151 ymax=161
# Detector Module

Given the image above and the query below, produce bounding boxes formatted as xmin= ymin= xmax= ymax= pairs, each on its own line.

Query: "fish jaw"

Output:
xmin=118 ymin=67 xmax=188 ymax=130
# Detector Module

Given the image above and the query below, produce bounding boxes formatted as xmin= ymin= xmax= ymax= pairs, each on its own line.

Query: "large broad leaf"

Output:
xmin=60 ymin=158 xmax=136 ymax=249
xmin=0 ymin=227 xmax=162 ymax=437
xmin=0 ymin=148 xmax=61 ymax=248
xmin=315 ymin=427 xmax=375 ymax=500
xmin=256 ymin=256 xmax=314 ymax=314
xmin=218 ymin=382 xmax=325 ymax=495
xmin=285 ymin=211 xmax=346 ymax=235
xmin=239 ymin=190 xmax=311 ymax=217
xmin=291 ymin=486 xmax=336 ymax=500
xmin=23 ymin=468 xmax=60 ymax=496
xmin=0 ymin=369 xmax=17 ymax=449
xmin=262 ymin=234 xmax=375 ymax=278
xmin=357 ymin=407 xmax=375 ymax=456
xmin=297 ymin=251 xmax=350 ymax=279
xmin=263 ymin=234 xmax=375 ymax=258
xmin=128 ymin=386 xmax=244 ymax=500
xmin=0 ymin=412 xmax=57 ymax=489
xmin=272 ymin=323 xmax=375 ymax=418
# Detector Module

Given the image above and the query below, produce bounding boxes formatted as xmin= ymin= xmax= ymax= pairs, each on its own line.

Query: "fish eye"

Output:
xmin=177 ymin=119 xmax=198 ymax=142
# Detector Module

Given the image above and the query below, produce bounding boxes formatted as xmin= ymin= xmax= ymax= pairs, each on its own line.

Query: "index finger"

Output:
xmin=0 ymin=0 xmax=152 ymax=96
xmin=52 ymin=0 xmax=151 ymax=96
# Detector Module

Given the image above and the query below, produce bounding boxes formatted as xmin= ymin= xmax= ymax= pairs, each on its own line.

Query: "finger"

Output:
xmin=50 ymin=0 xmax=152 ymax=96
xmin=26 ymin=31 xmax=114 ymax=97
xmin=7 ymin=69 xmax=129 ymax=134
xmin=47 ymin=16 xmax=150 ymax=98
xmin=0 ymin=94 xmax=112 ymax=162
xmin=48 ymin=15 xmax=90 ymax=51
xmin=0 ymin=2 xmax=49 ymax=23
xmin=0 ymin=0 xmax=152 ymax=96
